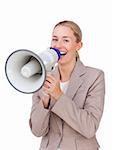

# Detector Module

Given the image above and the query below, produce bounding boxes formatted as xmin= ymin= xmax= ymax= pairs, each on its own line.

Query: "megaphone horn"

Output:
xmin=5 ymin=48 xmax=60 ymax=94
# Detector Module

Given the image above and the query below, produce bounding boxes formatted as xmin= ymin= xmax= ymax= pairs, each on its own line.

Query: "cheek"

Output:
xmin=67 ymin=47 xmax=76 ymax=55
xmin=67 ymin=42 xmax=77 ymax=51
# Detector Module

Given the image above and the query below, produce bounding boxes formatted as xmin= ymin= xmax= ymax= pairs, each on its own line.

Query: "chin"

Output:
xmin=58 ymin=59 xmax=68 ymax=65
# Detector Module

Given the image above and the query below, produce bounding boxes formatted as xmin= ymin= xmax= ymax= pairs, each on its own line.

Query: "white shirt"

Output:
xmin=60 ymin=80 xmax=69 ymax=94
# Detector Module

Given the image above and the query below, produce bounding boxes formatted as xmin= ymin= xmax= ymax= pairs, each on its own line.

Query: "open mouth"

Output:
xmin=60 ymin=51 xmax=67 ymax=56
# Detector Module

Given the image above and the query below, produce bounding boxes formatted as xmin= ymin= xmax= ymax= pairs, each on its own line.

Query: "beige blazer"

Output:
xmin=29 ymin=59 xmax=105 ymax=150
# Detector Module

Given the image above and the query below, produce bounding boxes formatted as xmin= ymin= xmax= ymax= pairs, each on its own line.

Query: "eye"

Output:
xmin=64 ymin=39 xmax=70 ymax=42
xmin=52 ymin=38 xmax=58 ymax=42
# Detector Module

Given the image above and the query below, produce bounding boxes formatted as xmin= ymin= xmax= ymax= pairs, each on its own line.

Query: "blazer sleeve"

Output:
xmin=51 ymin=71 xmax=105 ymax=139
xmin=29 ymin=91 xmax=50 ymax=137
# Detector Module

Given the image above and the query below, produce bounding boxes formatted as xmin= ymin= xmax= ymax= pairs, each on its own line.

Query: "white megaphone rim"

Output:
xmin=5 ymin=49 xmax=46 ymax=94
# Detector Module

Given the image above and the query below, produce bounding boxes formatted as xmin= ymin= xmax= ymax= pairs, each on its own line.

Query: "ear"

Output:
xmin=76 ymin=41 xmax=83 ymax=51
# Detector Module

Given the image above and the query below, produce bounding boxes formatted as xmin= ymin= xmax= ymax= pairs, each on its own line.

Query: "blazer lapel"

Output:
xmin=66 ymin=59 xmax=86 ymax=99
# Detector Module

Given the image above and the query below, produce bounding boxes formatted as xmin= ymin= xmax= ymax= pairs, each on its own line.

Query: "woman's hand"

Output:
xmin=43 ymin=73 xmax=63 ymax=100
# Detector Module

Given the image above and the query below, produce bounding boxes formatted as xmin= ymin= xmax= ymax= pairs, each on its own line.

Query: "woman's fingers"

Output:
xmin=44 ymin=81 xmax=52 ymax=88
xmin=46 ymin=74 xmax=56 ymax=82
xmin=45 ymin=74 xmax=57 ymax=88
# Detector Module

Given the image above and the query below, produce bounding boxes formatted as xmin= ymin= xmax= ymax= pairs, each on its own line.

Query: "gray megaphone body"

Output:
xmin=5 ymin=48 xmax=61 ymax=94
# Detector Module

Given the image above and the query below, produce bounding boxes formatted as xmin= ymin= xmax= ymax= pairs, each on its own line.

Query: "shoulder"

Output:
xmin=86 ymin=66 xmax=104 ymax=76
xmin=77 ymin=59 xmax=105 ymax=79
xmin=84 ymin=65 xmax=105 ymax=86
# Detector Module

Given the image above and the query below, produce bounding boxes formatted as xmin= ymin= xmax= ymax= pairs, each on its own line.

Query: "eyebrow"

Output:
xmin=52 ymin=35 xmax=71 ymax=39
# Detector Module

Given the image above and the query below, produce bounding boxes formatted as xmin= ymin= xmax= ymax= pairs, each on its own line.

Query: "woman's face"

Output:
xmin=51 ymin=25 xmax=82 ymax=65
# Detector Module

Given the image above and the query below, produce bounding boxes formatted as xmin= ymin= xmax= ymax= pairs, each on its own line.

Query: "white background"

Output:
xmin=0 ymin=0 xmax=113 ymax=149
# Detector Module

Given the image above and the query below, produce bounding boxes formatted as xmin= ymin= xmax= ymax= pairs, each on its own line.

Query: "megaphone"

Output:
xmin=5 ymin=48 xmax=61 ymax=94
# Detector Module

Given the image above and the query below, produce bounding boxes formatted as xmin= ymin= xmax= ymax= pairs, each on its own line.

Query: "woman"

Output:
xmin=29 ymin=20 xmax=105 ymax=150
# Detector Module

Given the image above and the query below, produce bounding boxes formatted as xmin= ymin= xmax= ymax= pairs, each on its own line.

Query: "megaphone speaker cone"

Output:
xmin=5 ymin=49 xmax=46 ymax=94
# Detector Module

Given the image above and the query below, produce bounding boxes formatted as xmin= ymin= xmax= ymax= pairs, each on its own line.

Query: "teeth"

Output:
xmin=60 ymin=51 xmax=67 ymax=55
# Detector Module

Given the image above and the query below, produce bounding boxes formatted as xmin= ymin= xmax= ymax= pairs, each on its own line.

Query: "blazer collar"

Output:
xmin=52 ymin=59 xmax=86 ymax=99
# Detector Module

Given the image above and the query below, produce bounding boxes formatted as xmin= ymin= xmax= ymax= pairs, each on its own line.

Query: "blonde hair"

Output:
xmin=54 ymin=20 xmax=82 ymax=43
xmin=54 ymin=20 xmax=82 ymax=59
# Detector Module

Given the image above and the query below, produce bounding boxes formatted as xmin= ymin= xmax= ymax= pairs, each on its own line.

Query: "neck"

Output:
xmin=58 ymin=59 xmax=76 ymax=82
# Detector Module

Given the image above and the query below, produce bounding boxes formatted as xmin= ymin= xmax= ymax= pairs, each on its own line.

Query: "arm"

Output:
xmin=51 ymin=71 xmax=105 ymax=139
xmin=29 ymin=90 xmax=51 ymax=137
